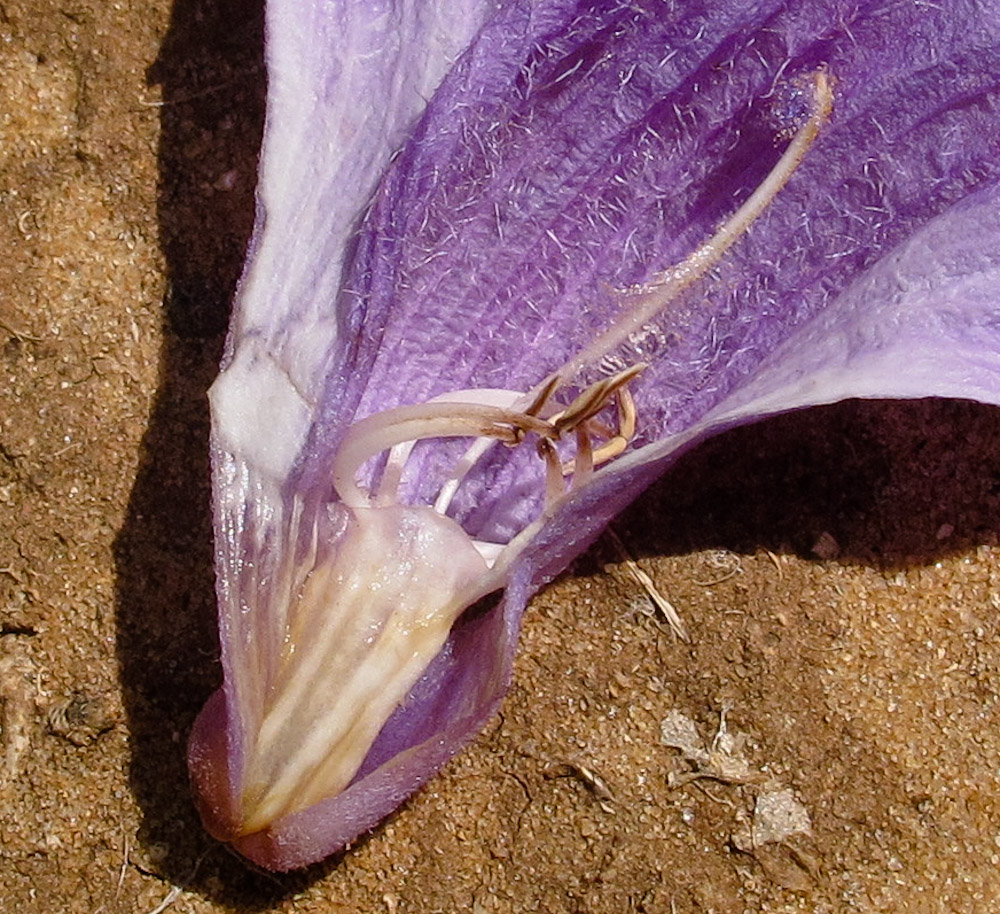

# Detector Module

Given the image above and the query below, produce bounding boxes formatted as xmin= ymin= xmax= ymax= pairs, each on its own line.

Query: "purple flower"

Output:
xmin=188 ymin=0 xmax=1000 ymax=870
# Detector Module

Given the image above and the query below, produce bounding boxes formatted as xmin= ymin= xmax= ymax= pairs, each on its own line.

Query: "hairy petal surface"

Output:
xmin=190 ymin=0 xmax=1000 ymax=869
xmin=211 ymin=0 xmax=504 ymax=480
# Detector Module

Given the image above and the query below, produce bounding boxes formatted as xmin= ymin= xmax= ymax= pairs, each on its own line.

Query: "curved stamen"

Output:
xmin=373 ymin=388 xmax=528 ymax=506
xmin=549 ymin=364 xmax=646 ymax=435
xmin=572 ymin=424 xmax=595 ymax=486
xmin=333 ymin=400 xmax=554 ymax=509
xmin=537 ymin=437 xmax=564 ymax=504
xmin=432 ymin=375 xmax=563 ymax=514
xmin=536 ymin=69 xmax=834 ymax=394
xmin=561 ymin=384 xmax=638 ymax=476
xmin=344 ymin=71 xmax=833 ymax=521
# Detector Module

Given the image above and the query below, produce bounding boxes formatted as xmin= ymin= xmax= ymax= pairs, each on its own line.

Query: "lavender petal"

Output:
xmin=190 ymin=0 xmax=1000 ymax=870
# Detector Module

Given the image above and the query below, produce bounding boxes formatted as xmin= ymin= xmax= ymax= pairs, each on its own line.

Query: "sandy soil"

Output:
xmin=3 ymin=2 xmax=1000 ymax=912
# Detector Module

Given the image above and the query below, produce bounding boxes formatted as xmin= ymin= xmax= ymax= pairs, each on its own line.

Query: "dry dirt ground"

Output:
xmin=3 ymin=2 xmax=1000 ymax=912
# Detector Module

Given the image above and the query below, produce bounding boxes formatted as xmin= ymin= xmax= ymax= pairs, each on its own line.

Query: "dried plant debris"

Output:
xmin=732 ymin=791 xmax=820 ymax=893
xmin=660 ymin=706 xmax=758 ymax=788
xmin=731 ymin=786 xmax=813 ymax=854
xmin=605 ymin=528 xmax=689 ymax=641
xmin=45 ymin=689 xmax=117 ymax=746
xmin=0 ymin=652 xmax=36 ymax=789
xmin=662 ymin=707 xmax=819 ymax=890
xmin=542 ymin=759 xmax=615 ymax=813
xmin=750 ymin=787 xmax=812 ymax=846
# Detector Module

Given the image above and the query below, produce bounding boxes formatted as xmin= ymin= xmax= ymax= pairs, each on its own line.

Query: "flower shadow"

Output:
xmin=109 ymin=0 xmax=329 ymax=905
xmin=612 ymin=397 xmax=1000 ymax=573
